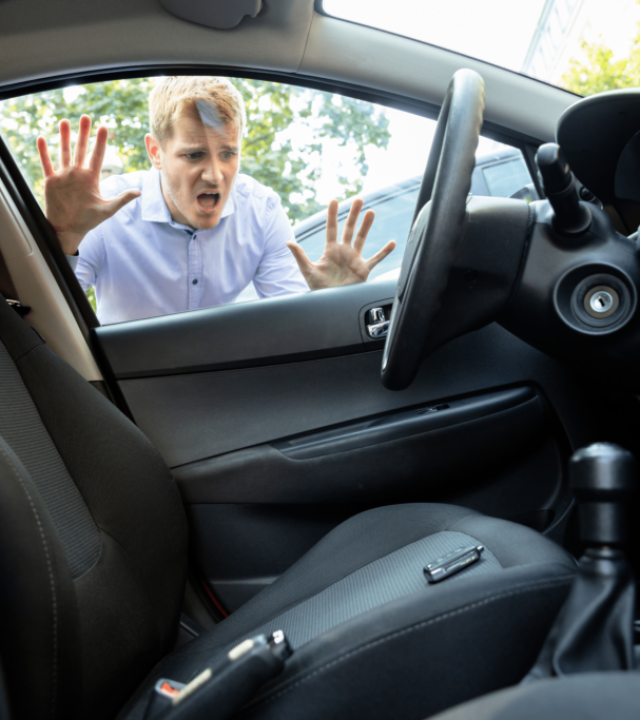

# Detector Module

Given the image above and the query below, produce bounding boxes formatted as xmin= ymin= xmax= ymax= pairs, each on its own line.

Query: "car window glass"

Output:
xmin=264 ymin=143 xmax=537 ymax=296
xmin=292 ymin=185 xmax=420 ymax=282
xmin=482 ymin=156 xmax=535 ymax=199
xmin=0 ymin=77 xmax=536 ymax=322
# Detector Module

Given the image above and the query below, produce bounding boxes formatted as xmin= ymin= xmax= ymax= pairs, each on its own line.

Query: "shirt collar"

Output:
xmin=141 ymin=168 xmax=171 ymax=223
xmin=141 ymin=167 xmax=236 ymax=226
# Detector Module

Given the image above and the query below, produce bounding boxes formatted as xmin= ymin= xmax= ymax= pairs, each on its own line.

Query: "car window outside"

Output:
xmin=482 ymin=156 xmax=533 ymax=198
xmin=0 ymin=77 xmax=535 ymax=322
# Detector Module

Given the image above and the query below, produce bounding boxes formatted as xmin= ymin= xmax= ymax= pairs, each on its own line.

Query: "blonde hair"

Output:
xmin=149 ymin=76 xmax=246 ymax=143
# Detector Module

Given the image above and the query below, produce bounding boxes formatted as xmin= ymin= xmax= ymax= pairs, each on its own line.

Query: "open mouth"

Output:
xmin=197 ymin=192 xmax=220 ymax=211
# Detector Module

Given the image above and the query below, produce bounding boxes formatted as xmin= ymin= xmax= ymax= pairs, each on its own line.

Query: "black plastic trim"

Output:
xmin=272 ymin=386 xmax=535 ymax=459
xmin=173 ymin=387 xmax=552 ymax=505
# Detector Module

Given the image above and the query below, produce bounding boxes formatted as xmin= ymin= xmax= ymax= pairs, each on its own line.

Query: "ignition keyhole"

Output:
xmin=584 ymin=285 xmax=619 ymax=319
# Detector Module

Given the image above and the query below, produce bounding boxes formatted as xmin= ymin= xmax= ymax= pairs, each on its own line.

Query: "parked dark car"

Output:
xmin=294 ymin=147 xmax=538 ymax=280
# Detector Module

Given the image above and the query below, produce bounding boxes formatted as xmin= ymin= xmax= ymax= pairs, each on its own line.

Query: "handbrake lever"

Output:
xmin=144 ymin=630 xmax=292 ymax=720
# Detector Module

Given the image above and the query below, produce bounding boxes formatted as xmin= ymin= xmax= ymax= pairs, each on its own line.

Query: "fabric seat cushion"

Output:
xmin=120 ymin=503 xmax=576 ymax=720
xmin=0 ymin=300 xmax=188 ymax=720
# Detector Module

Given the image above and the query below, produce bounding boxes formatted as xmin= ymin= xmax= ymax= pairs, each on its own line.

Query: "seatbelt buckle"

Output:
xmin=424 ymin=544 xmax=484 ymax=583
xmin=5 ymin=299 xmax=30 ymax=317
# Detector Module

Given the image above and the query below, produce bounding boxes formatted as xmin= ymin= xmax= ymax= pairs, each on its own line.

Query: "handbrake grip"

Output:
xmin=144 ymin=631 xmax=292 ymax=720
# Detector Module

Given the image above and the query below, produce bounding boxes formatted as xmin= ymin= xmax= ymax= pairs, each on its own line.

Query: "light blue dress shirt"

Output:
xmin=72 ymin=168 xmax=308 ymax=325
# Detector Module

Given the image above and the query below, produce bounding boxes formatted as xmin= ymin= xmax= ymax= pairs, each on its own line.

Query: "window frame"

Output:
xmin=0 ymin=64 xmax=546 ymax=333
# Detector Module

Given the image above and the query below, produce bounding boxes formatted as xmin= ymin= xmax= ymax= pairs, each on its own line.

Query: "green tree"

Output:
xmin=0 ymin=79 xmax=153 ymax=204
xmin=561 ymin=26 xmax=640 ymax=95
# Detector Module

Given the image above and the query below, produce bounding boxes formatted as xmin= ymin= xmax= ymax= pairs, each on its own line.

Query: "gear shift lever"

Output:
xmin=571 ymin=443 xmax=635 ymax=547
xmin=524 ymin=442 xmax=637 ymax=681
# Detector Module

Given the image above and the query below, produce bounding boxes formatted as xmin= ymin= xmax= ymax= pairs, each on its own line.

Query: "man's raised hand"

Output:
xmin=287 ymin=198 xmax=396 ymax=290
xmin=37 ymin=115 xmax=140 ymax=255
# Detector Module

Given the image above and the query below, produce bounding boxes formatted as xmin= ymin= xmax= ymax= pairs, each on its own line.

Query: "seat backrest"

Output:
xmin=0 ymin=300 xmax=188 ymax=720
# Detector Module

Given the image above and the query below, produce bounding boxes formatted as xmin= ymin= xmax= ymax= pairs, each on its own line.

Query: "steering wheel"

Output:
xmin=381 ymin=69 xmax=485 ymax=390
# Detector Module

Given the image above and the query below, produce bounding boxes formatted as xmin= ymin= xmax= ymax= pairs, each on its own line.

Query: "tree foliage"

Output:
xmin=0 ymin=77 xmax=390 ymax=222
xmin=561 ymin=25 xmax=640 ymax=95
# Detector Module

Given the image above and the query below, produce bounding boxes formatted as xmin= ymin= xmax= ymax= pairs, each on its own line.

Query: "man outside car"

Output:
xmin=36 ymin=76 xmax=396 ymax=323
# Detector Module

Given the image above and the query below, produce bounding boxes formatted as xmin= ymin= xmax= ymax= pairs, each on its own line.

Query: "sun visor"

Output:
xmin=557 ymin=90 xmax=640 ymax=217
xmin=158 ymin=0 xmax=263 ymax=29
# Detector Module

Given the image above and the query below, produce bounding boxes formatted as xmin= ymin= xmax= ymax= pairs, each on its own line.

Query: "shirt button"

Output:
xmin=192 ymin=279 xmax=198 ymax=285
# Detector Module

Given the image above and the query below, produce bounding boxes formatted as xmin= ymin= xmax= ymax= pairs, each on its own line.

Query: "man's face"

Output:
xmin=146 ymin=113 xmax=240 ymax=230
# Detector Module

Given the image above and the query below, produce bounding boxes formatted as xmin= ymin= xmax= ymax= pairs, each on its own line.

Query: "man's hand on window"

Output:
xmin=287 ymin=199 xmax=396 ymax=290
xmin=37 ymin=115 xmax=140 ymax=255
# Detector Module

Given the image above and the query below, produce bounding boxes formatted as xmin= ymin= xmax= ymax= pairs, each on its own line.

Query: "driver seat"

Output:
xmin=0 ymin=298 xmax=575 ymax=720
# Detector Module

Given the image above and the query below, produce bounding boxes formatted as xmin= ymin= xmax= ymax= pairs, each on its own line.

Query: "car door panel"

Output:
xmin=93 ymin=277 xmax=588 ymax=614
xmin=174 ymin=388 xmax=551 ymax=506
xmin=109 ymin=319 xmax=562 ymax=466
xmin=94 ymin=281 xmax=388 ymax=379
xmin=187 ymin=433 xmax=563 ymax=611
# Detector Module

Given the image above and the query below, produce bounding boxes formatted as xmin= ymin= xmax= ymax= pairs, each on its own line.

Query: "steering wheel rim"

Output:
xmin=381 ymin=69 xmax=485 ymax=391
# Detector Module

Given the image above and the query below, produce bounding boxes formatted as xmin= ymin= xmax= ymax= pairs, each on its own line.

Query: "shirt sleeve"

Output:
xmin=70 ymin=176 xmax=124 ymax=292
xmin=74 ymin=227 xmax=104 ymax=292
xmin=251 ymin=197 xmax=309 ymax=298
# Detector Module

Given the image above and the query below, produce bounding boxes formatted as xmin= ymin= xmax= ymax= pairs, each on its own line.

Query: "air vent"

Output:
xmin=159 ymin=0 xmax=262 ymax=30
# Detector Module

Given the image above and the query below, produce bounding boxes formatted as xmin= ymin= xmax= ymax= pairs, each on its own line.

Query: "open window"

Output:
xmin=0 ymin=75 xmax=538 ymax=322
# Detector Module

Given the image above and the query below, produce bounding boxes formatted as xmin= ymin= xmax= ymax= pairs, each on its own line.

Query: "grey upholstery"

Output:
xmin=0 ymin=340 xmax=100 ymax=578
xmin=0 ymin=297 xmax=576 ymax=720
xmin=120 ymin=505 xmax=575 ymax=720
xmin=0 ymin=300 xmax=188 ymax=720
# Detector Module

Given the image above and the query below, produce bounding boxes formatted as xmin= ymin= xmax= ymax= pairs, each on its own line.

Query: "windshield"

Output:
xmin=322 ymin=0 xmax=640 ymax=96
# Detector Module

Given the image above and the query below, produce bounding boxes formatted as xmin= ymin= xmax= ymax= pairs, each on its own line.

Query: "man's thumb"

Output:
xmin=286 ymin=241 xmax=313 ymax=276
xmin=105 ymin=189 xmax=141 ymax=217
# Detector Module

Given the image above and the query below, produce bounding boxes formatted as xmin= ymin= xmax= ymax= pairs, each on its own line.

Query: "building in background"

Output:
xmin=522 ymin=0 xmax=640 ymax=86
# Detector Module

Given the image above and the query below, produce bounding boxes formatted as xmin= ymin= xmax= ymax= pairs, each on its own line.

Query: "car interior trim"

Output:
xmin=95 ymin=280 xmax=398 ymax=379
xmin=271 ymin=386 xmax=535 ymax=459
xmin=0 ymin=173 xmax=102 ymax=381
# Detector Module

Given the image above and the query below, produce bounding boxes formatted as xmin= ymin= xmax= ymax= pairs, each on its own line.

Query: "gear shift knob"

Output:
xmin=570 ymin=442 xmax=636 ymax=547
xmin=525 ymin=442 xmax=637 ymax=681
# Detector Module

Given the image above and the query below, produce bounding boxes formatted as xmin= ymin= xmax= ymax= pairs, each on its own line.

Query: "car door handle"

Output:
xmin=367 ymin=307 xmax=389 ymax=338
